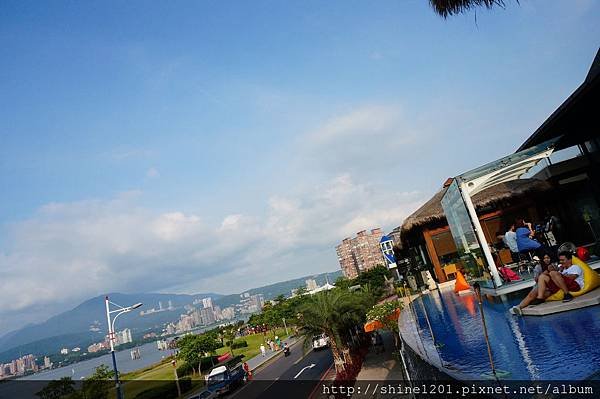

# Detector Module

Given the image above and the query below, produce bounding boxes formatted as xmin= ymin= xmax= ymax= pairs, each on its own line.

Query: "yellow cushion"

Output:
xmin=546 ymin=256 xmax=600 ymax=301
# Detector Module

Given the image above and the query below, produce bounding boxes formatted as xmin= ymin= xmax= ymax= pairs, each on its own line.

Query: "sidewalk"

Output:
xmin=355 ymin=330 xmax=404 ymax=381
xmin=311 ymin=331 xmax=404 ymax=399
xmin=245 ymin=336 xmax=298 ymax=372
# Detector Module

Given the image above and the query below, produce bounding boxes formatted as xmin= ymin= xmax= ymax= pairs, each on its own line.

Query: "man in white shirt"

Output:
xmin=503 ymin=224 xmax=519 ymax=263
xmin=531 ymin=251 xmax=584 ymax=304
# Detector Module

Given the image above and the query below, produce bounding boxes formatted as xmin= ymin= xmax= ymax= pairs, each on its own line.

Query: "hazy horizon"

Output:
xmin=1 ymin=0 xmax=599 ymax=335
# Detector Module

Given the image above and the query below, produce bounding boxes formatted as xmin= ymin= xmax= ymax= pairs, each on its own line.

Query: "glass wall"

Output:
xmin=441 ymin=180 xmax=494 ymax=288
xmin=431 ymin=230 xmax=459 ymax=280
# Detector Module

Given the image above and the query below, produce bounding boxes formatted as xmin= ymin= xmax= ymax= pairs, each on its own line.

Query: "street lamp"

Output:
xmin=105 ymin=296 xmax=142 ymax=399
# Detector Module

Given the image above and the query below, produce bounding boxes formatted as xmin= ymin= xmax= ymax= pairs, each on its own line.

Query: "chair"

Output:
xmin=443 ymin=264 xmax=457 ymax=280
xmin=498 ymin=249 xmax=513 ymax=265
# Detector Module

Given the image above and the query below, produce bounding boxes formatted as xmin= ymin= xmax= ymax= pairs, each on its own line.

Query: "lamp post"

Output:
xmin=105 ymin=296 xmax=142 ymax=399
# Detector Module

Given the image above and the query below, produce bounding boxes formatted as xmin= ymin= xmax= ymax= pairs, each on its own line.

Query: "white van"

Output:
xmin=311 ymin=333 xmax=330 ymax=350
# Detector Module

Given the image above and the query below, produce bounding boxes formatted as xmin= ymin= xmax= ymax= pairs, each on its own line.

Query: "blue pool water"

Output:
xmin=404 ymin=290 xmax=600 ymax=380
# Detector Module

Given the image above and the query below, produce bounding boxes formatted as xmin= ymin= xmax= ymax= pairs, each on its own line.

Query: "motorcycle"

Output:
xmin=283 ymin=346 xmax=290 ymax=357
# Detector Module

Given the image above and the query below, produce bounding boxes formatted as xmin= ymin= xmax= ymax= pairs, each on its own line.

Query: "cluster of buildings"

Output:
xmin=86 ymin=328 xmax=133 ymax=354
xmin=163 ymin=297 xmax=239 ymax=335
xmin=237 ymin=293 xmax=264 ymax=314
xmin=59 ymin=347 xmax=80 ymax=355
xmin=0 ymin=355 xmax=51 ymax=379
xmin=336 ymin=228 xmax=388 ymax=279
xmin=140 ymin=300 xmax=174 ymax=316
xmin=156 ymin=339 xmax=177 ymax=351
xmin=291 ymin=277 xmax=336 ymax=297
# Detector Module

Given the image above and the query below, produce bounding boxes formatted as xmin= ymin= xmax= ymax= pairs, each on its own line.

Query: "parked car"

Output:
xmin=206 ymin=356 xmax=246 ymax=396
xmin=312 ymin=333 xmax=330 ymax=350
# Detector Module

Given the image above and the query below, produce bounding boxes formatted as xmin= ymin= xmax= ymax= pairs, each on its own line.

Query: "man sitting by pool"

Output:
xmin=510 ymin=252 xmax=555 ymax=315
xmin=529 ymin=251 xmax=584 ymax=305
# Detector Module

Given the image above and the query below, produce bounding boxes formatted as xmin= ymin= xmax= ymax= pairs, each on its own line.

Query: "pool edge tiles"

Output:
xmin=399 ymin=294 xmax=465 ymax=382
xmin=399 ymin=289 xmax=600 ymax=382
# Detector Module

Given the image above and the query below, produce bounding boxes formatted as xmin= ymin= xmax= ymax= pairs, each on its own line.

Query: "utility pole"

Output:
xmin=282 ymin=318 xmax=289 ymax=335
xmin=172 ymin=359 xmax=181 ymax=397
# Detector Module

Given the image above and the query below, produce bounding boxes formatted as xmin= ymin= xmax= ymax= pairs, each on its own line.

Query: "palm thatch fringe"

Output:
xmin=400 ymin=178 xmax=552 ymax=235
xmin=429 ymin=0 xmax=508 ymax=18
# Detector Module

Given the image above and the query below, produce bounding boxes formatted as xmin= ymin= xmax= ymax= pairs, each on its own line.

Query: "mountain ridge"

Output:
xmin=0 ymin=270 xmax=341 ymax=362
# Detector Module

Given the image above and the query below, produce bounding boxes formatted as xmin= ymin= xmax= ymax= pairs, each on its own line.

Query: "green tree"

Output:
xmin=334 ymin=265 xmax=392 ymax=300
xmin=297 ymin=290 xmax=370 ymax=373
xmin=80 ymin=365 xmax=114 ymax=399
xmin=366 ymin=299 xmax=404 ymax=348
xmin=177 ymin=334 xmax=220 ymax=374
xmin=36 ymin=377 xmax=76 ymax=399
xmin=273 ymin=294 xmax=286 ymax=304
xmin=221 ymin=327 xmax=236 ymax=356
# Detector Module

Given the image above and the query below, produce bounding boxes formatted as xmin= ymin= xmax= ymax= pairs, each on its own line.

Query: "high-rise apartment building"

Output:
xmin=116 ymin=328 xmax=132 ymax=345
xmin=221 ymin=307 xmax=235 ymax=320
xmin=202 ymin=297 xmax=213 ymax=309
xmin=336 ymin=228 xmax=385 ymax=279
xmin=200 ymin=307 xmax=216 ymax=325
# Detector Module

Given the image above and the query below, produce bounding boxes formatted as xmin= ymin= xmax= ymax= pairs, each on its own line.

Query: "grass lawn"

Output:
xmin=121 ymin=360 xmax=206 ymax=399
xmin=119 ymin=329 xmax=290 ymax=398
xmin=216 ymin=328 xmax=290 ymax=361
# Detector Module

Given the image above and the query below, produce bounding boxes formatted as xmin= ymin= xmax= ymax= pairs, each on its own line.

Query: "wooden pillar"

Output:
xmin=423 ymin=229 xmax=446 ymax=283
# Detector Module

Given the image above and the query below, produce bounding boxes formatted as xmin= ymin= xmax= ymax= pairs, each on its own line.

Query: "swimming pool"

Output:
xmin=399 ymin=289 xmax=600 ymax=380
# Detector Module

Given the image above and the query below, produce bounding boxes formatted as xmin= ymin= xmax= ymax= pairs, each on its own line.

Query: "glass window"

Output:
xmin=441 ymin=180 xmax=494 ymax=288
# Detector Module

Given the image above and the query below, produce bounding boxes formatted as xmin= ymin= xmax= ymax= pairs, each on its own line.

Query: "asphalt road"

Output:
xmin=229 ymin=342 xmax=333 ymax=399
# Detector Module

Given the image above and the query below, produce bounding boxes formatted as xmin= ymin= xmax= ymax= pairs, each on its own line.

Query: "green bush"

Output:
xmin=177 ymin=356 xmax=219 ymax=377
xmin=176 ymin=361 xmax=194 ymax=377
xmin=231 ymin=340 xmax=248 ymax=349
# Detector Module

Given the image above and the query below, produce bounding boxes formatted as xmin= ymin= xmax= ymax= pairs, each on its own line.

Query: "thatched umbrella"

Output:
xmin=429 ymin=0 xmax=510 ymax=18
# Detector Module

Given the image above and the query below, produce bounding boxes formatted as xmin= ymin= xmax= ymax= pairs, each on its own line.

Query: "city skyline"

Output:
xmin=1 ymin=0 xmax=599 ymax=336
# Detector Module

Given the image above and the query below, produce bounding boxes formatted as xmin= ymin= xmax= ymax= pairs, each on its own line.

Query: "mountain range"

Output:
xmin=0 ymin=270 xmax=341 ymax=362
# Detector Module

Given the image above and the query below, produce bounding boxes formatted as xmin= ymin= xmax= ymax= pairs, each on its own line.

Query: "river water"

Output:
xmin=20 ymin=341 xmax=175 ymax=381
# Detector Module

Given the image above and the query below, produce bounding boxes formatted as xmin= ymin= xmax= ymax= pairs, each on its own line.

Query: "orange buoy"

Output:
xmin=454 ymin=271 xmax=470 ymax=293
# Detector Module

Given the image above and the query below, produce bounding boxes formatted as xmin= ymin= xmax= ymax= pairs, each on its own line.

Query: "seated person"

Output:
xmin=503 ymin=224 xmax=520 ymax=263
xmin=510 ymin=252 xmax=554 ymax=315
xmin=529 ymin=251 xmax=584 ymax=305
xmin=515 ymin=218 xmax=542 ymax=254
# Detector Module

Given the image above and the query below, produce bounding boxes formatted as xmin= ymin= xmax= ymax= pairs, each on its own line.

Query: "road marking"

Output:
xmin=293 ymin=345 xmax=313 ymax=365
xmin=294 ymin=363 xmax=316 ymax=379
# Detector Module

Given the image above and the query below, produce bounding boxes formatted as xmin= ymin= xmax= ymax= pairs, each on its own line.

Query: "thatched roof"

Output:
xmin=429 ymin=0 xmax=507 ymax=18
xmin=399 ymin=178 xmax=552 ymax=236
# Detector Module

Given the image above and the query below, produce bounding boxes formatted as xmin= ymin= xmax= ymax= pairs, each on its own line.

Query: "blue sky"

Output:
xmin=1 ymin=0 xmax=599 ymax=335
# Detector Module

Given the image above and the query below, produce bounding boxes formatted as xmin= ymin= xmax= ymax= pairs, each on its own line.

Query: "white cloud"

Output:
xmin=106 ymin=147 xmax=154 ymax=161
xmin=300 ymin=104 xmax=427 ymax=177
xmin=0 ymin=175 xmax=426 ymax=332
xmin=146 ymin=167 xmax=160 ymax=178
xmin=307 ymin=104 xmax=401 ymax=143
